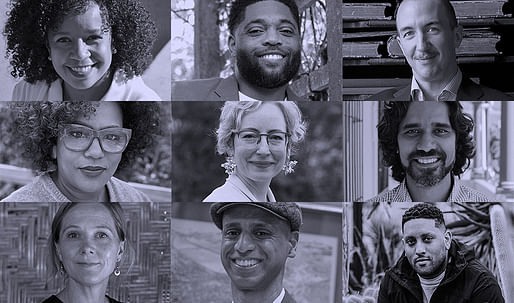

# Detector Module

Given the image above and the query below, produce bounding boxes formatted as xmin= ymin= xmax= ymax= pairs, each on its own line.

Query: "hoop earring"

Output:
xmin=114 ymin=265 xmax=121 ymax=276
xmin=221 ymin=156 xmax=236 ymax=175
xmin=283 ymin=160 xmax=297 ymax=175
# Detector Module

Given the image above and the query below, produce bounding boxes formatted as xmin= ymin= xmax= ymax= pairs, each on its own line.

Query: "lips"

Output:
xmin=415 ymin=157 xmax=439 ymax=165
xmin=79 ymin=165 xmax=106 ymax=177
xmin=249 ymin=161 xmax=275 ymax=168
xmin=415 ymin=257 xmax=430 ymax=263
xmin=66 ymin=63 xmax=96 ymax=77
xmin=233 ymin=258 xmax=261 ymax=268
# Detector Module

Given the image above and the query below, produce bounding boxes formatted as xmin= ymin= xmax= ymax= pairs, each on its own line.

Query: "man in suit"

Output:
xmin=172 ymin=0 xmax=304 ymax=101
xmin=370 ymin=0 xmax=510 ymax=101
xmin=210 ymin=202 xmax=301 ymax=303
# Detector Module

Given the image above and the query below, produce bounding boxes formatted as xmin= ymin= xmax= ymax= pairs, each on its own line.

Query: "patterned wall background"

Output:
xmin=0 ymin=203 xmax=171 ymax=303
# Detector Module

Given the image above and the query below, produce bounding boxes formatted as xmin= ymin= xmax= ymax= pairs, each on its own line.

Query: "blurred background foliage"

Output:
xmin=171 ymin=101 xmax=343 ymax=202
xmin=0 ymin=102 xmax=172 ymax=200
xmin=171 ymin=0 xmax=327 ymax=81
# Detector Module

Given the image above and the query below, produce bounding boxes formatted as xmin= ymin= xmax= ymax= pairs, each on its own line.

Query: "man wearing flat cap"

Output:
xmin=210 ymin=202 xmax=301 ymax=303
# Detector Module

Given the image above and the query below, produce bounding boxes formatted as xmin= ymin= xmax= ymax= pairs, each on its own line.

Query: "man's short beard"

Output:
xmin=236 ymin=49 xmax=301 ymax=89
xmin=406 ymin=160 xmax=454 ymax=187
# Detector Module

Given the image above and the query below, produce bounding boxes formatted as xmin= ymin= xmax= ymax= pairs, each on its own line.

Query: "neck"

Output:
xmin=231 ymin=281 xmax=283 ymax=303
xmin=415 ymin=67 xmax=457 ymax=100
xmin=51 ymin=172 xmax=108 ymax=202
xmin=57 ymin=279 xmax=109 ymax=303
xmin=63 ymin=69 xmax=113 ymax=101
xmin=234 ymin=173 xmax=271 ymax=202
xmin=405 ymin=173 xmax=452 ymax=202
xmin=235 ymin=71 xmax=287 ymax=101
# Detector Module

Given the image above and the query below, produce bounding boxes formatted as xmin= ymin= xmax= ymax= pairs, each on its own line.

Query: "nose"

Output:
xmin=416 ymin=132 xmax=436 ymax=152
xmin=80 ymin=238 xmax=96 ymax=255
xmin=263 ymin=28 xmax=282 ymax=46
xmin=415 ymin=242 xmax=426 ymax=255
xmin=234 ymin=232 xmax=255 ymax=253
xmin=415 ymin=32 xmax=430 ymax=52
xmin=256 ymin=135 xmax=271 ymax=155
xmin=70 ymin=39 xmax=91 ymax=60
xmin=84 ymin=137 xmax=105 ymax=159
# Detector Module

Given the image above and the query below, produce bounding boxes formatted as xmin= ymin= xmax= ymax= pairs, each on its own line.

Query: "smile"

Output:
xmin=260 ymin=54 xmax=284 ymax=60
xmin=233 ymin=259 xmax=261 ymax=268
xmin=415 ymin=258 xmax=430 ymax=263
xmin=250 ymin=161 xmax=275 ymax=167
xmin=415 ymin=157 xmax=439 ymax=164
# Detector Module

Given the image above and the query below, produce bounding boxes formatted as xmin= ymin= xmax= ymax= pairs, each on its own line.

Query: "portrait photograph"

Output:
xmin=0 ymin=0 xmax=171 ymax=101
xmin=0 ymin=202 xmax=171 ymax=303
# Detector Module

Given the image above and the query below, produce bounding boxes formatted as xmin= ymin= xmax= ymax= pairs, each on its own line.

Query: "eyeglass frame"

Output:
xmin=232 ymin=128 xmax=291 ymax=148
xmin=59 ymin=123 xmax=133 ymax=153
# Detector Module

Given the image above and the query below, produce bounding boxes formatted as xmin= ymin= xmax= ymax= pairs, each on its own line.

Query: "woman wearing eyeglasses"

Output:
xmin=203 ymin=101 xmax=306 ymax=202
xmin=1 ymin=101 xmax=159 ymax=202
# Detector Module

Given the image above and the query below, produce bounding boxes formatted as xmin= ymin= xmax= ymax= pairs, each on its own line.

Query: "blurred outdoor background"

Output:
xmin=172 ymin=202 xmax=342 ymax=303
xmin=0 ymin=101 xmax=172 ymax=202
xmin=343 ymin=202 xmax=514 ymax=303
xmin=342 ymin=101 xmax=514 ymax=203
xmin=0 ymin=0 xmax=171 ymax=100
xmin=171 ymin=101 xmax=344 ymax=202
xmin=172 ymin=0 xmax=329 ymax=100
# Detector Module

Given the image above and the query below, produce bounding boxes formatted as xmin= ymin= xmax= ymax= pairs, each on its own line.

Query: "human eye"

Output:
xmin=405 ymin=238 xmax=416 ymax=246
xmin=56 ymin=37 xmax=71 ymax=43
xmin=104 ymin=133 xmax=121 ymax=141
xmin=403 ymin=31 xmax=414 ymax=39
xmin=254 ymin=230 xmax=271 ymax=238
xmin=69 ymin=130 xmax=87 ymax=138
xmin=224 ymin=229 xmax=240 ymax=238
xmin=280 ymin=26 xmax=295 ymax=36
xmin=404 ymin=129 xmax=421 ymax=136
xmin=427 ymin=26 xmax=440 ymax=34
xmin=96 ymin=231 xmax=109 ymax=239
xmin=422 ymin=235 xmax=433 ymax=242
xmin=247 ymin=26 xmax=264 ymax=36
xmin=66 ymin=231 xmax=79 ymax=239
xmin=434 ymin=128 xmax=450 ymax=136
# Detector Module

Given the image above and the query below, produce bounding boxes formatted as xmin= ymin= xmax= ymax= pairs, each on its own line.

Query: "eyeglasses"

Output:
xmin=233 ymin=129 xmax=289 ymax=148
xmin=60 ymin=124 xmax=132 ymax=153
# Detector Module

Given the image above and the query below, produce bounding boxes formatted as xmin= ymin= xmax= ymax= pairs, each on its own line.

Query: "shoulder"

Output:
xmin=41 ymin=295 xmax=62 ymax=303
xmin=366 ymin=184 xmax=407 ymax=202
xmin=107 ymin=177 xmax=153 ymax=202
xmin=104 ymin=75 xmax=161 ymax=101
xmin=460 ymin=77 xmax=511 ymax=101
xmin=1 ymin=174 xmax=66 ymax=202
xmin=171 ymin=77 xmax=224 ymax=101
xmin=453 ymin=182 xmax=492 ymax=202
xmin=366 ymin=85 xmax=410 ymax=101
xmin=203 ymin=180 xmax=250 ymax=202
xmin=12 ymin=80 xmax=51 ymax=101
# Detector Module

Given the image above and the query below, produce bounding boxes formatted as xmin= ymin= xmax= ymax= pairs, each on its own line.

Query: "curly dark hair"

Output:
xmin=228 ymin=0 xmax=301 ymax=35
xmin=402 ymin=203 xmax=445 ymax=231
xmin=4 ymin=0 xmax=157 ymax=83
xmin=5 ymin=101 xmax=161 ymax=173
xmin=377 ymin=101 xmax=475 ymax=182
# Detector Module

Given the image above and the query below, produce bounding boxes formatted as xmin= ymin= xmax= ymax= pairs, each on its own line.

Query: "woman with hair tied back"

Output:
xmin=204 ymin=101 xmax=306 ymax=202
xmin=4 ymin=0 xmax=161 ymax=101
xmin=44 ymin=202 xmax=133 ymax=303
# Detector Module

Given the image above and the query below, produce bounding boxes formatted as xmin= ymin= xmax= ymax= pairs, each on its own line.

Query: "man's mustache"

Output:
xmin=407 ymin=150 xmax=447 ymax=162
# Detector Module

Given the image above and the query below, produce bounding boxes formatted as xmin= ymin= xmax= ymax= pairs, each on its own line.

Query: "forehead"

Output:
xmin=403 ymin=218 xmax=442 ymax=235
xmin=51 ymin=3 xmax=105 ymax=33
xmin=240 ymin=103 xmax=287 ymax=131
xmin=396 ymin=0 xmax=452 ymax=30
xmin=61 ymin=204 xmax=116 ymax=231
xmin=222 ymin=205 xmax=287 ymax=228
xmin=239 ymin=0 xmax=297 ymax=29
xmin=399 ymin=102 xmax=451 ymax=129
xmin=73 ymin=102 xmax=123 ymax=129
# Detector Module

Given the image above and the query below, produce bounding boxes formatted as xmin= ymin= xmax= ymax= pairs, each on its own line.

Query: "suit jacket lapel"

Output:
xmin=392 ymin=85 xmax=412 ymax=101
xmin=282 ymin=290 xmax=297 ymax=303
xmin=457 ymin=77 xmax=484 ymax=100
xmin=212 ymin=75 xmax=240 ymax=100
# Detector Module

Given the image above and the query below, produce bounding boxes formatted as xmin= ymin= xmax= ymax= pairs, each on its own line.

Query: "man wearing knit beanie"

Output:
xmin=210 ymin=202 xmax=302 ymax=303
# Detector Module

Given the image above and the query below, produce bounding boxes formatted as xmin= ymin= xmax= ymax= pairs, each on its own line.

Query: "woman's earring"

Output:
xmin=59 ymin=263 xmax=65 ymax=275
xmin=283 ymin=159 xmax=297 ymax=175
xmin=112 ymin=47 xmax=117 ymax=54
xmin=221 ymin=156 xmax=236 ymax=175
xmin=48 ymin=56 xmax=52 ymax=61
xmin=114 ymin=265 xmax=121 ymax=276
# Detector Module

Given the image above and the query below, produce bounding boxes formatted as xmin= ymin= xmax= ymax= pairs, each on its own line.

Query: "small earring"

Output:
xmin=283 ymin=160 xmax=297 ymax=175
xmin=48 ymin=56 xmax=52 ymax=61
xmin=59 ymin=263 xmax=65 ymax=275
xmin=221 ymin=156 xmax=237 ymax=175
xmin=114 ymin=265 xmax=120 ymax=276
xmin=112 ymin=47 xmax=117 ymax=54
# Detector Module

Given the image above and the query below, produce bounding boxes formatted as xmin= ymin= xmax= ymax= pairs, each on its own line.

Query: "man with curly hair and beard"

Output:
xmin=378 ymin=203 xmax=504 ymax=303
xmin=368 ymin=101 xmax=492 ymax=202
xmin=172 ymin=0 xmax=305 ymax=101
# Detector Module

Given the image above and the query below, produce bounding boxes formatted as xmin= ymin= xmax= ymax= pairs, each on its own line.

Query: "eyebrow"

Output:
xmin=400 ymin=122 xmax=452 ymax=129
xmin=62 ymin=224 xmax=114 ymax=233
xmin=70 ymin=122 xmax=122 ymax=130
xmin=52 ymin=28 xmax=104 ymax=35
xmin=245 ymin=18 xmax=297 ymax=29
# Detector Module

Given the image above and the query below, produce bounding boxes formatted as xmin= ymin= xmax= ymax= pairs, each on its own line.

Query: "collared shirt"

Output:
xmin=411 ymin=68 xmax=462 ymax=101
xmin=203 ymin=174 xmax=276 ymax=202
xmin=238 ymin=91 xmax=288 ymax=101
xmin=231 ymin=288 xmax=285 ymax=303
xmin=366 ymin=177 xmax=492 ymax=202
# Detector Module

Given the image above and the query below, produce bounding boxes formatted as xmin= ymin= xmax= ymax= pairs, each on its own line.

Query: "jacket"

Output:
xmin=368 ymin=77 xmax=511 ymax=101
xmin=378 ymin=240 xmax=504 ymax=303
xmin=283 ymin=289 xmax=297 ymax=303
xmin=171 ymin=75 xmax=306 ymax=101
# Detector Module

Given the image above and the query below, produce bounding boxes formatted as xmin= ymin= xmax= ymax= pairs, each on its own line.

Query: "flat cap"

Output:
xmin=210 ymin=202 xmax=303 ymax=231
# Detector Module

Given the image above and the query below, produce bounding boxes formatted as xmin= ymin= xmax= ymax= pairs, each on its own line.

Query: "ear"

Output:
xmin=52 ymin=145 xmax=57 ymax=159
xmin=444 ymin=230 xmax=452 ymax=250
xmin=453 ymin=25 xmax=463 ymax=49
xmin=117 ymin=241 xmax=125 ymax=262
xmin=228 ymin=33 xmax=237 ymax=57
xmin=287 ymin=231 xmax=299 ymax=258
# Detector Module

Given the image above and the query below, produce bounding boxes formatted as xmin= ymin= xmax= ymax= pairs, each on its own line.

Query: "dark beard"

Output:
xmin=236 ymin=48 xmax=301 ymax=89
xmin=405 ymin=150 xmax=454 ymax=187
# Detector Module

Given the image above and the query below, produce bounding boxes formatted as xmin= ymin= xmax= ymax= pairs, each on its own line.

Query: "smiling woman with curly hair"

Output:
xmin=4 ymin=0 xmax=161 ymax=101
xmin=1 ymin=101 xmax=161 ymax=202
